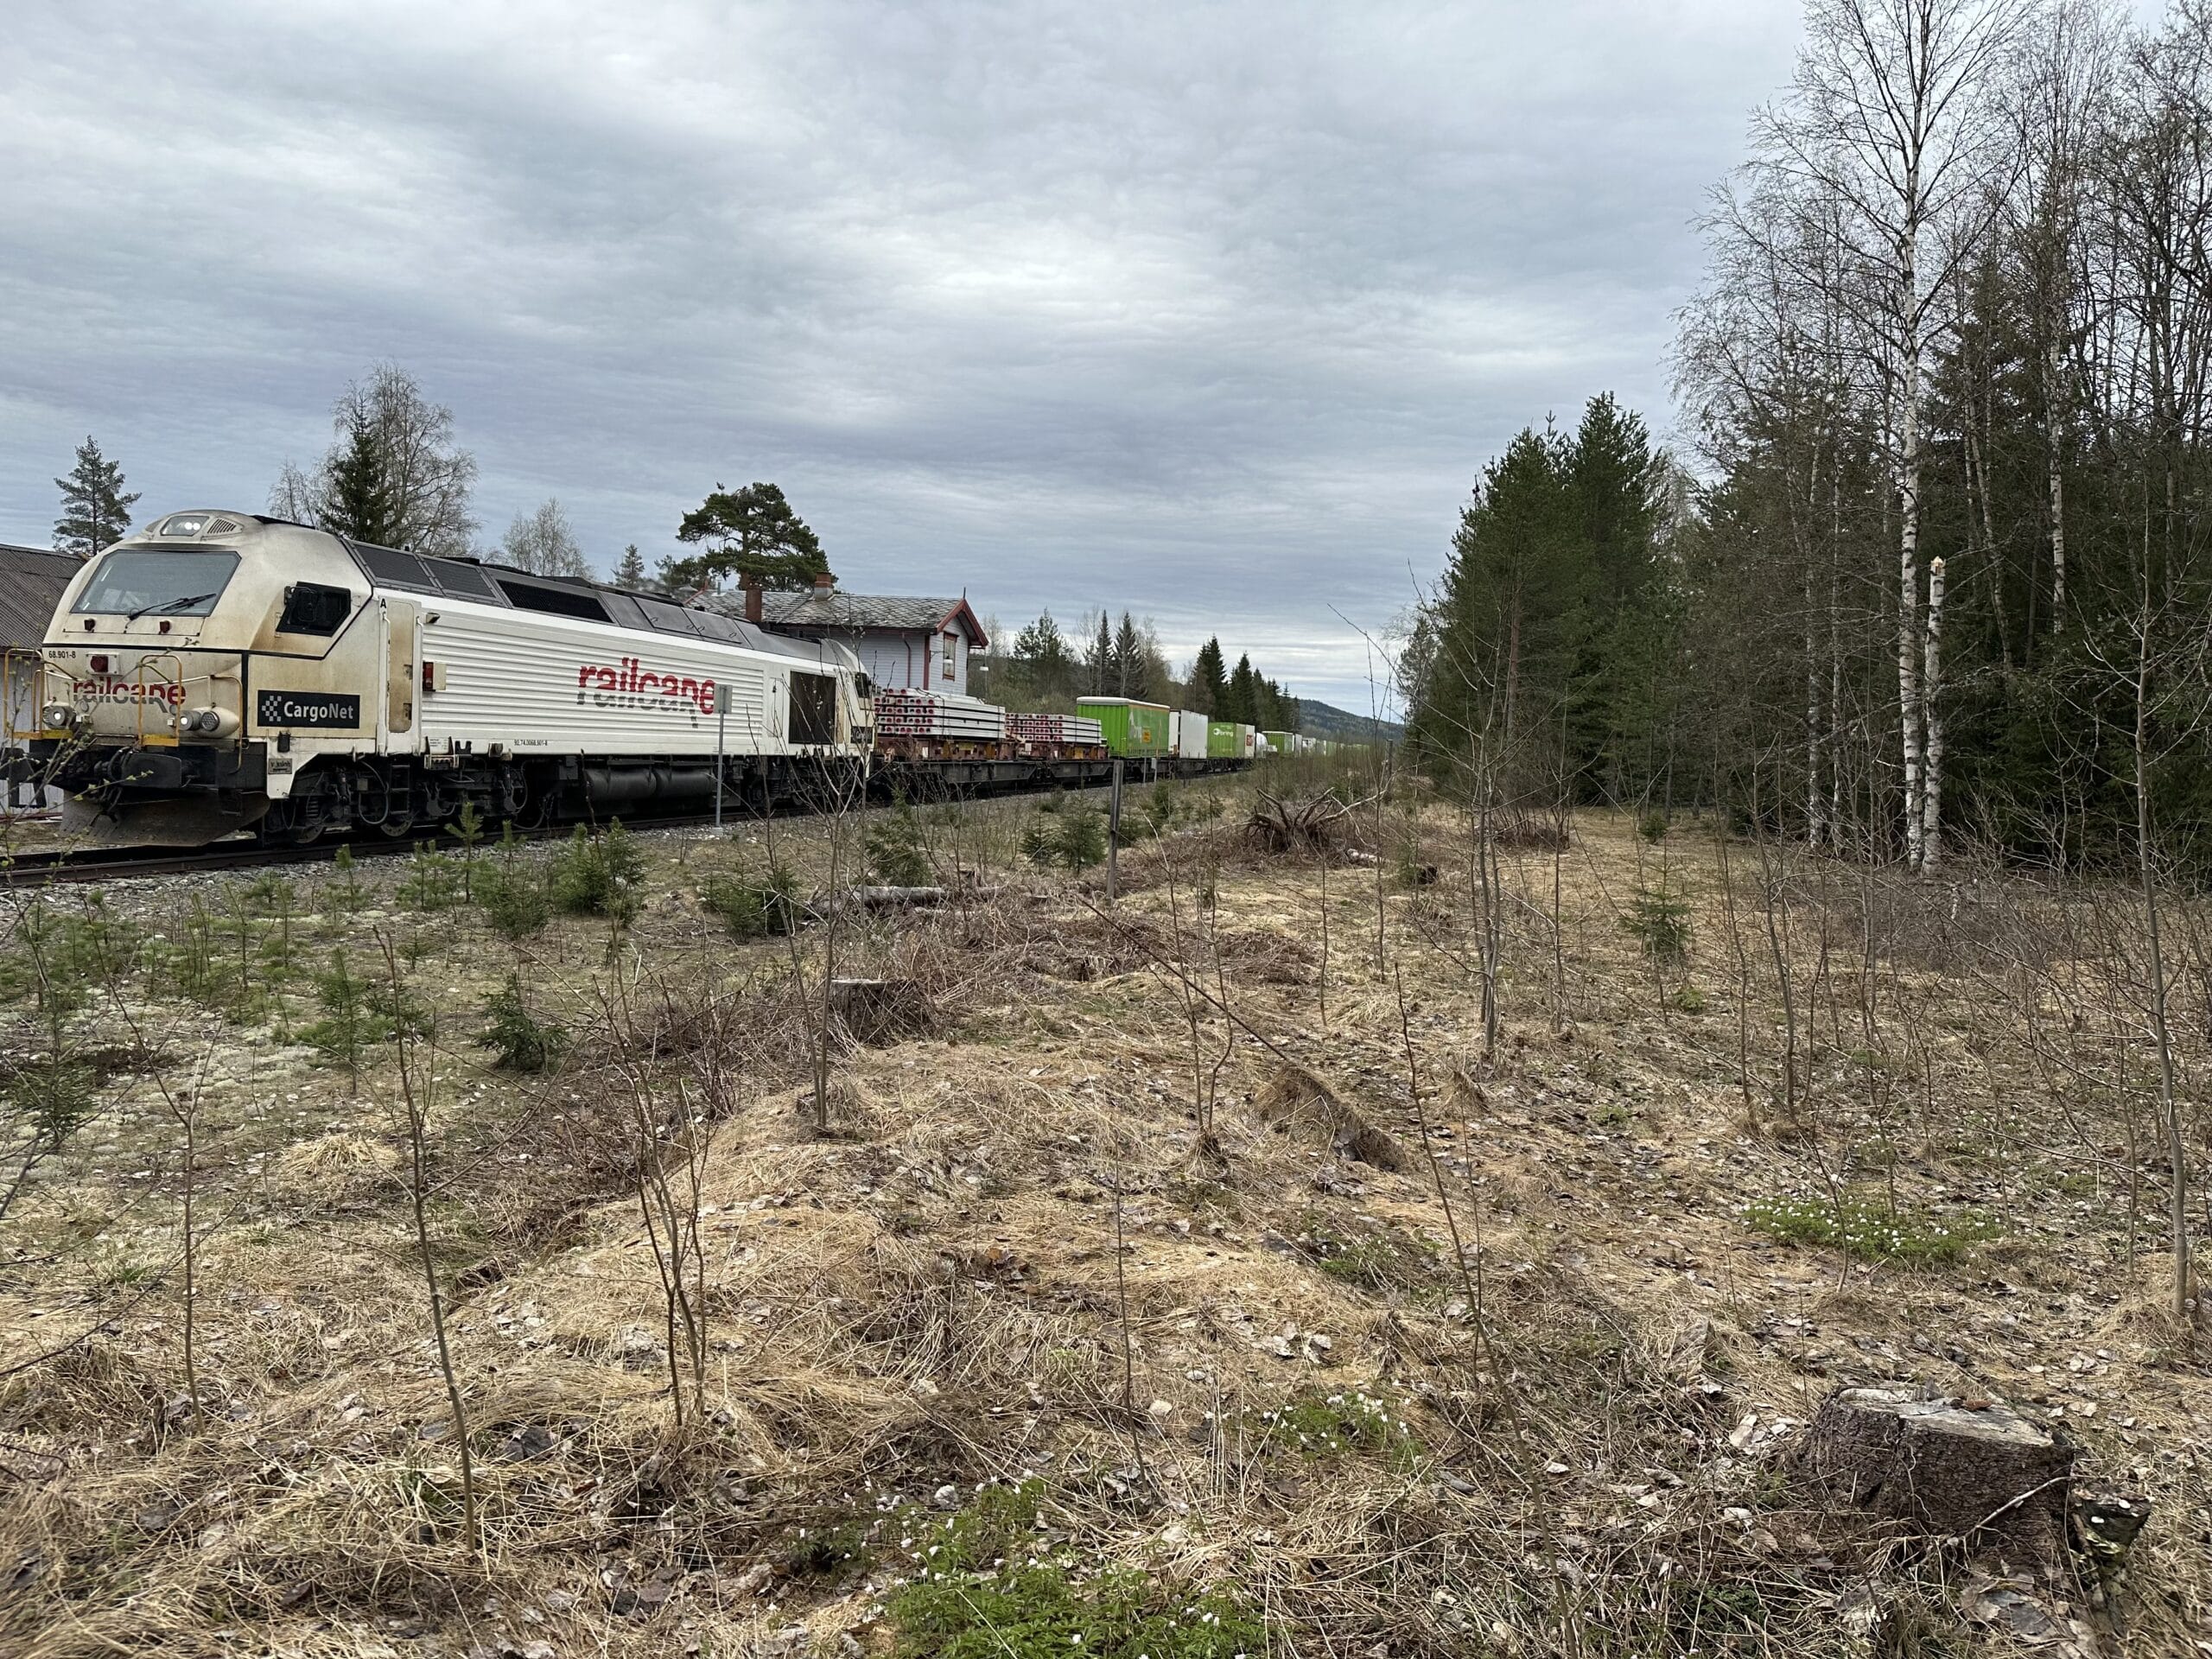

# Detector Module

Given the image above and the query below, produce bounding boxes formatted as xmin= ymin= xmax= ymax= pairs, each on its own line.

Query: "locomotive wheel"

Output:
xmin=377 ymin=813 xmax=417 ymax=839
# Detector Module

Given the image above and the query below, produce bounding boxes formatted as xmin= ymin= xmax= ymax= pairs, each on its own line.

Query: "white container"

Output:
xmin=1174 ymin=709 xmax=1210 ymax=760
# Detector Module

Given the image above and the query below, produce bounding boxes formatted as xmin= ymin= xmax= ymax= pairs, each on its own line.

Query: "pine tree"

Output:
xmin=54 ymin=436 xmax=140 ymax=556
xmin=1408 ymin=422 xmax=1585 ymax=791
xmin=611 ymin=543 xmax=649 ymax=588
xmin=661 ymin=482 xmax=824 ymax=597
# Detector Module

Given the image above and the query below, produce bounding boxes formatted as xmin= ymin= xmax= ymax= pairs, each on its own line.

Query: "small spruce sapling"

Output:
xmin=443 ymin=799 xmax=487 ymax=899
xmin=480 ymin=971 xmax=569 ymax=1071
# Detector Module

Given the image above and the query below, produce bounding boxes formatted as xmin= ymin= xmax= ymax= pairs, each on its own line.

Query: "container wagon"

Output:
xmin=1077 ymin=697 xmax=1171 ymax=760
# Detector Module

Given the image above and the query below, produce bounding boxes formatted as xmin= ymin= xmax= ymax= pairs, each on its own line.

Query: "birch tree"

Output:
xmin=1757 ymin=0 xmax=2023 ymax=870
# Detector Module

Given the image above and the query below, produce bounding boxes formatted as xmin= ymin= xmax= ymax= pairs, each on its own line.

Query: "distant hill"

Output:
xmin=1296 ymin=699 xmax=1402 ymax=743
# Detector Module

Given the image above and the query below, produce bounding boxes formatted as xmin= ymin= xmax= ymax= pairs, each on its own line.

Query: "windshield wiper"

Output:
xmin=126 ymin=592 xmax=218 ymax=620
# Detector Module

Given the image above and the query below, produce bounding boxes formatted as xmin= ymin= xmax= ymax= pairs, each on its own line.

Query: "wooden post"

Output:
xmin=1108 ymin=758 xmax=1123 ymax=905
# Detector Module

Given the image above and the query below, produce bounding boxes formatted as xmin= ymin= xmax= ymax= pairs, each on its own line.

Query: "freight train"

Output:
xmin=3 ymin=511 xmax=1283 ymax=849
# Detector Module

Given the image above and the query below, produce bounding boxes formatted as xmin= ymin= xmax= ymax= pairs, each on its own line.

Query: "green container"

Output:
xmin=1077 ymin=697 xmax=1172 ymax=758
xmin=1261 ymin=729 xmax=1294 ymax=755
xmin=1206 ymin=719 xmax=1242 ymax=759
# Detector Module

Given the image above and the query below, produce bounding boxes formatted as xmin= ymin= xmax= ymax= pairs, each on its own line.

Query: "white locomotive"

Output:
xmin=16 ymin=511 xmax=870 ymax=846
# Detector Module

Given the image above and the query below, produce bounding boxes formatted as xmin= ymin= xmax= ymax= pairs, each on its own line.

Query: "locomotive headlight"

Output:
xmin=181 ymin=706 xmax=238 ymax=738
xmin=40 ymin=703 xmax=78 ymax=730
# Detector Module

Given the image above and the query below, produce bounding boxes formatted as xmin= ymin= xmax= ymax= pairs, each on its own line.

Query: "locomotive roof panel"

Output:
xmin=81 ymin=512 xmax=855 ymax=672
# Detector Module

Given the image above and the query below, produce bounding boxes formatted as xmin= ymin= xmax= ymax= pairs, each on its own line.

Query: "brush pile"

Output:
xmin=1245 ymin=790 xmax=1367 ymax=855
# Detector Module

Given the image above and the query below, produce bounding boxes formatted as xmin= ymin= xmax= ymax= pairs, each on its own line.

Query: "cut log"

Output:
xmin=1798 ymin=1388 xmax=2074 ymax=1563
xmin=828 ymin=977 xmax=932 ymax=1045
xmin=810 ymin=884 xmax=1004 ymax=913
xmin=851 ymin=885 xmax=948 ymax=906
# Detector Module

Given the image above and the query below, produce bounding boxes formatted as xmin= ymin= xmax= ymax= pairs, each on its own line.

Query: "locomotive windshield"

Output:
xmin=73 ymin=548 xmax=240 ymax=619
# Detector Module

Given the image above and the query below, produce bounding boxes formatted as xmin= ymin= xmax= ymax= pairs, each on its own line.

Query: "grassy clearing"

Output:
xmin=0 ymin=774 xmax=2204 ymax=1656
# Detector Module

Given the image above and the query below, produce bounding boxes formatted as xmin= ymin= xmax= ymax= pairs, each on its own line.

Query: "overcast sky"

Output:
xmin=1 ymin=0 xmax=1805 ymax=712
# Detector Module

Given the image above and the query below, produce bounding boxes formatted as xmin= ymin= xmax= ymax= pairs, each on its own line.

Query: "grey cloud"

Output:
xmin=0 ymin=0 xmax=1796 ymax=708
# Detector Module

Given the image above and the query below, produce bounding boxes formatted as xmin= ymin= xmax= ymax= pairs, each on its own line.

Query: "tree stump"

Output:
xmin=1799 ymin=1388 xmax=2075 ymax=1564
xmin=828 ymin=977 xmax=931 ymax=1045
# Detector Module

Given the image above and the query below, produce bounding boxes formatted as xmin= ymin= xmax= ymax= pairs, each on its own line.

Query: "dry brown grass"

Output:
xmin=0 ymin=794 xmax=2206 ymax=1656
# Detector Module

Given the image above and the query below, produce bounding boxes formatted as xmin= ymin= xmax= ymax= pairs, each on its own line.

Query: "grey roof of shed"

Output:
xmin=746 ymin=590 xmax=988 ymax=648
xmin=0 ymin=544 xmax=81 ymax=648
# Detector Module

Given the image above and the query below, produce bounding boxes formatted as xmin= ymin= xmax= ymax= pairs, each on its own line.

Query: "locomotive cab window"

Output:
xmin=276 ymin=582 xmax=353 ymax=636
xmin=73 ymin=548 xmax=239 ymax=618
xmin=789 ymin=671 xmax=838 ymax=747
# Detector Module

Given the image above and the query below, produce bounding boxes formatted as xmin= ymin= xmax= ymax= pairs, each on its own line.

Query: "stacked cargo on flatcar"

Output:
xmin=872 ymin=688 xmax=1009 ymax=760
xmin=1007 ymin=711 xmax=1106 ymax=760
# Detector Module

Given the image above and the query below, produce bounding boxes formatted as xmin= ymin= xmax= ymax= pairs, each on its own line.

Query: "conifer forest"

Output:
xmin=1407 ymin=0 xmax=2212 ymax=878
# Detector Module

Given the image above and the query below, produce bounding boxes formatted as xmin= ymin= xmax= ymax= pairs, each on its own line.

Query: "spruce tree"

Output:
xmin=54 ymin=436 xmax=140 ymax=556
xmin=611 ymin=543 xmax=649 ymax=588
xmin=1113 ymin=613 xmax=1146 ymax=697
xmin=1012 ymin=612 xmax=1074 ymax=703
xmin=1191 ymin=638 xmax=1226 ymax=714
xmin=320 ymin=409 xmax=401 ymax=545
xmin=1224 ymin=654 xmax=1259 ymax=725
xmin=1087 ymin=611 xmax=1112 ymax=696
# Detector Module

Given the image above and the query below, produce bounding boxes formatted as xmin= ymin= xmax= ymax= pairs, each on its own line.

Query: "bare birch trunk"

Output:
xmin=2133 ymin=606 xmax=2190 ymax=1321
xmin=1806 ymin=560 xmax=1824 ymax=849
xmin=2048 ymin=335 xmax=2068 ymax=627
xmin=1922 ymin=556 xmax=1945 ymax=869
xmin=1898 ymin=339 xmax=1925 ymax=872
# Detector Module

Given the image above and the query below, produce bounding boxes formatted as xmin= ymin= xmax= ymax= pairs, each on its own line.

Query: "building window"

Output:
xmin=941 ymin=632 xmax=957 ymax=679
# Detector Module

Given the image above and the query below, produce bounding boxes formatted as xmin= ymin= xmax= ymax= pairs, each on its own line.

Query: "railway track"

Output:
xmin=1 ymin=836 xmax=432 ymax=886
xmin=0 ymin=808 xmax=756 ymax=888
xmin=0 ymin=769 xmax=1160 ymax=889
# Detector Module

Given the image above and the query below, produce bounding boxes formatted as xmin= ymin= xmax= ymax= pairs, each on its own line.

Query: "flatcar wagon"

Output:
xmin=15 ymin=511 xmax=868 ymax=847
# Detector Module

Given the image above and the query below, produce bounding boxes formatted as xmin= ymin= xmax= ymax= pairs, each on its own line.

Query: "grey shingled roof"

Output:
xmin=0 ymin=544 xmax=82 ymax=649
xmin=744 ymin=590 xmax=988 ymax=647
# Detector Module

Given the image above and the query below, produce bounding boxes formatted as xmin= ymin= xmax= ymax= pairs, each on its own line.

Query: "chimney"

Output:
xmin=743 ymin=578 xmax=763 ymax=625
xmin=813 ymin=569 xmax=836 ymax=594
